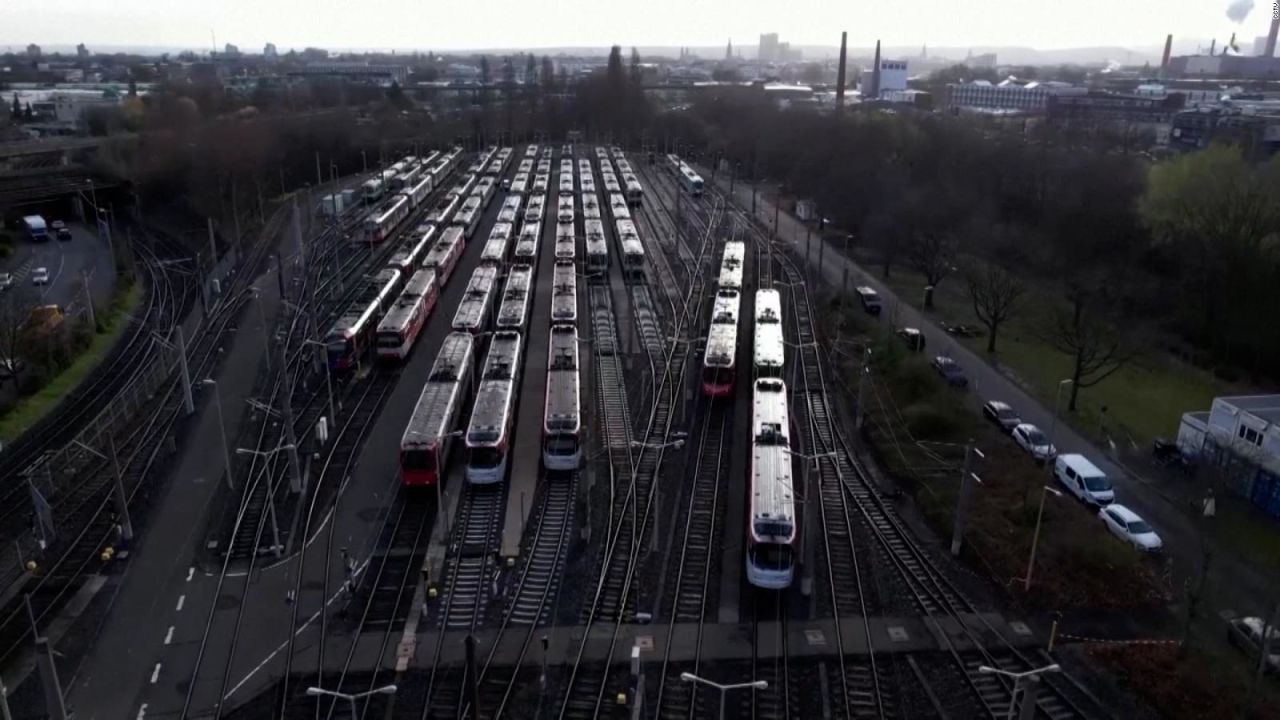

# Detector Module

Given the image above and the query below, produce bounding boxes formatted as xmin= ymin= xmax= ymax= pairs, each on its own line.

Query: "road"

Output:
xmin=3 ymin=221 xmax=116 ymax=312
xmin=712 ymin=171 xmax=1280 ymax=636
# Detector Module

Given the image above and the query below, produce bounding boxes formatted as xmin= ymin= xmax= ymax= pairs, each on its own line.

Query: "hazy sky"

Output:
xmin=2 ymin=0 xmax=1278 ymax=53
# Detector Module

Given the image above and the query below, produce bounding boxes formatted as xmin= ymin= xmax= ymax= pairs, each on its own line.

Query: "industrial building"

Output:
xmin=947 ymin=79 xmax=1085 ymax=113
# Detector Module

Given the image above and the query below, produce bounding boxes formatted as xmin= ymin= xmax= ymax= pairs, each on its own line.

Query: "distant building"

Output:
xmin=877 ymin=59 xmax=909 ymax=92
xmin=223 ymin=43 xmax=241 ymax=58
xmin=948 ymin=79 xmax=1085 ymax=113
xmin=1255 ymin=36 xmax=1272 ymax=57
xmin=882 ymin=88 xmax=933 ymax=109
xmin=759 ymin=33 xmax=779 ymax=63
xmin=1168 ymin=54 xmax=1280 ymax=80
xmin=292 ymin=61 xmax=409 ymax=85
xmin=26 ymin=44 xmax=41 ymax=59
xmin=966 ymin=51 xmax=998 ymax=69
xmin=1168 ymin=106 xmax=1280 ymax=158
xmin=76 ymin=43 xmax=89 ymax=59
xmin=264 ymin=43 xmax=278 ymax=59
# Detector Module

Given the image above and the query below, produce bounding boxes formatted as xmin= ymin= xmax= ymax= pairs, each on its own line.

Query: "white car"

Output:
xmin=31 ymin=267 xmax=50 ymax=286
xmin=1011 ymin=423 xmax=1056 ymax=462
xmin=0 ymin=273 xmax=12 ymax=291
xmin=1099 ymin=504 xmax=1163 ymax=553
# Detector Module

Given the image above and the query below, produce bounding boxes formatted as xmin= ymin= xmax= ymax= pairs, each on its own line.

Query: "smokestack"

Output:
xmin=871 ymin=40 xmax=881 ymax=99
xmin=835 ymin=31 xmax=848 ymax=114
xmin=1267 ymin=15 xmax=1279 ymax=57
xmin=1209 ymin=38 xmax=1216 ymax=56
xmin=1161 ymin=34 xmax=1173 ymax=73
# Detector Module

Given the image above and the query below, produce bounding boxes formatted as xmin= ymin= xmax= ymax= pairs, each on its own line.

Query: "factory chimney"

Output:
xmin=870 ymin=40 xmax=881 ymax=100
xmin=835 ymin=31 xmax=848 ymax=114
xmin=1160 ymin=34 xmax=1173 ymax=74
xmin=1266 ymin=15 xmax=1279 ymax=57
xmin=1209 ymin=38 xmax=1216 ymax=56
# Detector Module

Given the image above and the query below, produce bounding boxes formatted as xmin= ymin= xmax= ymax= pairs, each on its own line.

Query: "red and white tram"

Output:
xmin=422 ymin=226 xmax=466 ymax=286
xmin=452 ymin=264 xmax=499 ymax=334
xmin=702 ymin=288 xmax=741 ymax=397
xmin=543 ymin=324 xmax=582 ymax=470
xmin=754 ymin=289 xmax=785 ymax=378
xmin=362 ymin=195 xmax=411 ymax=245
xmin=400 ymin=332 xmax=476 ymax=486
xmin=481 ymin=222 xmax=514 ymax=266
xmin=376 ymin=268 xmax=439 ymax=361
xmin=719 ymin=241 xmax=746 ymax=290
xmin=496 ymin=264 xmax=534 ymax=330
xmin=465 ymin=331 xmax=523 ymax=484
xmin=551 ymin=260 xmax=577 ymax=324
xmin=747 ymin=378 xmax=797 ymax=589
xmin=325 ymin=268 xmax=401 ymax=372
xmin=387 ymin=226 xmax=435 ymax=275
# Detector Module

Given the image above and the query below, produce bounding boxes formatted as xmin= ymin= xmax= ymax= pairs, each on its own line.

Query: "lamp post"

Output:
xmin=1046 ymin=379 xmax=1072 ymax=463
xmin=1023 ymin=485 xmax=1063 ymax=592
xmin=977 ymin=664 xmax=1059 ymax=720
xmin=305 ymin=684 xmax=396 ymax=719
xmin=679 ymin=673 xmax=767 ymax=720
xmin=201 ymin=379 xmax=234 ymax=490
xmin=236 ymin=444 xmax=296 ymax=557
xmin=786 ymin=449 xmax=838 ymax=597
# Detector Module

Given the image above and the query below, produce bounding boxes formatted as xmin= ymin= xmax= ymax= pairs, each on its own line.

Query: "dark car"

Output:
xmin=982 ymin=400 xmax=1022 ymax=432
xmin=51 ymin=220 xmax=72 ymax=241
xmin=896 ymin=327 xmax=925 ymax=352
xmin=931 ymin=355 xmax=968 ymax=388
xmin=943 ymin=322 xmax=982 ymax=337
xmin=855 ymin=286 xmax=882 ymax=316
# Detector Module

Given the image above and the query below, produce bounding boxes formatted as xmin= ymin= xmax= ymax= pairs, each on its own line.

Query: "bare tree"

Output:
xmin=1044 ymin=285 xmax=1136 ymax=411
xmin=964 ymin=259 xmax=1025 ymax=353
xmin=0 ymin=287 xmax=38 ymax=386
xmin=906 ymin=228 xmax=956 ymax=306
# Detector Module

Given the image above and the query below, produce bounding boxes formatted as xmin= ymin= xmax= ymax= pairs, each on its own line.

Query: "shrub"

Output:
xmin=902 ymin=402 xmax=963 ymax=439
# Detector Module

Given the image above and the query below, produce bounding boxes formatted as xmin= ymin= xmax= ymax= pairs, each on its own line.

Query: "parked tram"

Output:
xmin=719 ymin=241 xmax=746 ymax=290
xmin=558 ymin=173 xmax=575 ymax=196
xmin=557 ymin=194 xmax=576 ymax=223
xmin=525 ymin=144 xmax=540 ymax=159
xmin=584 ymin=220 xmax=608 ymax=273
xmin=376 ymin=268 xmax=439 ymax=361
xmin=623 ymin=175 xmax=644 ymax=207
xmin=582 ymin=193 xmax=602 ymax=221
xmin=422 ymin=226 xmax=466 ymax=286
xmin=424 ymin=193 xmax=459 ymax=227
xmin=580 ymin=172 xmax=597 ymax=195
xmin=400 ymin=333 xmax=475 ymax=487
xmin=452 ymin=195 xmax=484 ymax=239
xmin=362 ymin=195 xmax=411 ymax=244
xmin=524 ymin=194 xmax=547 ymax=227
xmin=387 ymin=226 xmax=435 ymax=275
xmin=452 ymin=264 xmax=499 ymax=334
xmin=702 ymin=288 xmax=741 ymax=397
xmin=754 ymin=289 xmax=785 ymax=378
xmin=554 ymin=222 xmax=576 ymax=261
xmin=325 ymin=268 xmax=401 ymax=371
xmin=609 ymin=193 xmax=631 ymax=220
xmin=680 ymin=165 xmax=705 ymax=197
xmin=481 ymin=222 xmax=514 ymax=266
xmin=514 ymin=222 xmax=540 ymax=265
xmin=532 ymin=173 xmax=550 ymax=194
xmin=543 ymin=324 xmax=582 ymax=470
xmin=465 ymin=331 xmax=523 ymax=484
xmin=603 ymin=173 xmax=622 ymax=195
xmin=746 ymin=378 xmax=797 ymax=589
xmin=551 ymin=260 xmax=578 ymax=324
xmin=497 ymin=195 xmax=523 ymax=225
xmin=448 ymin=174 xmax=477 ymax=201
xmin=496 ymin=264 xmax=534 ymax=330
xmin=509 ymin=172 xmax=530 ymax=195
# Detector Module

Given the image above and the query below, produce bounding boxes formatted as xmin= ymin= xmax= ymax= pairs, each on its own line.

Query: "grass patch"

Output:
xmin=1088 ymin=642 xmax=1280 ymax=720
xmin=824 ymin=291 xmax=1168 ymax=609
xmin=846 ymin=248 xmax=1228 ymax=448
xmin=0 ymin=282 xmax=143 ymax=444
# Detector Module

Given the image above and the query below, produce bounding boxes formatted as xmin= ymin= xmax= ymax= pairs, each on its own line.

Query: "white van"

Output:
xmin=1054 ymin=454 xmax=1114 ymax=506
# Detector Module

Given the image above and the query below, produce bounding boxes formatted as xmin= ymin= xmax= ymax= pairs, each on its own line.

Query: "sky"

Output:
xmin=2 ymin=0 xmax=1278 ymax=54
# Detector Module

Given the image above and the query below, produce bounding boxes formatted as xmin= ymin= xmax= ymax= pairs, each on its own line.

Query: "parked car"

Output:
xmin=854 ymin=286 xmax=882 ymax=315
xmin=982 ymin=400 xmax=1021 ymax=432
xmin=0 ymin=272 xmax=11 ymax=291
xmin=1098 ymin=504 xmax=1163 ymax=553
xmin=1152 ymin=438 xmax=1193 ymax=471
xmin=1054 ymin=454 xmax=1114 ymax=506
xmin=31 ymin=267 xmax=49 ymax=286
xmin=896 ymin=327 xmax=925 ymax=352
xmin=943 ymin=322 xmax=982 ymax=337
xmin=931 ymin=355 xmax=968 ymax=388
xmin=1227 ymin=616 xmax=1280 ymax=674
xmin=1011 ymin=423 xmax=1056 ymax=461
xmin=501 ymin=177 xmax=512 ymax=192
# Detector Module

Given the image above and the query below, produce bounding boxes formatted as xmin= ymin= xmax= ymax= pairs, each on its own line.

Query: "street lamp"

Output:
xmin=679 ymin=672 xmax=767 ymax=720
xmin=1046 ymin=379 xmax=1073 ymax=462
xmin=305 ymin=684 xmax=397 ymax=718
xmin=1023 ymin=485 xmax=1064 ymax=592
xmin=977 ymin=664 xmax=1059 ymax=720
xmin=201 ymin=379 xmax=234 ymax=490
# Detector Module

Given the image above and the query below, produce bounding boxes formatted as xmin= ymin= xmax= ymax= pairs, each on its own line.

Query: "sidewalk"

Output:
xmin=710 ymin=172 xmax=1280 ymax=632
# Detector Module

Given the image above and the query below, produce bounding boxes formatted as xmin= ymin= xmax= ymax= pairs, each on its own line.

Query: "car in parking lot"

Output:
xmin=1011 ymin=423 xmax=1056 ymax=461
xmin=931 ymin=355 xmax=968 ymax=388
xmin=0 ymin=273 xmax=11 ymax=291
xmin=982 ymin=400 xmax=1021 ymax=432
xmin=1227 ymin=616 xmax=1280 ymax=674
xmin=1098 ymin=504 xmax=1163 ymax=553
xmin=31 ymin=267 xmax=49 ymax=286
xmin=896 ymin=327 xmax=925 ymax=352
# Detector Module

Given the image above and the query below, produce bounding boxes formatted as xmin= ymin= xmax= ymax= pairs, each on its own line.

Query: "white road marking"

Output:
xmin=186 ymin=567 xmax=195 ymax=582
xmin=135 ymin=703 xmax=147 ymax=720
xmin=164 ymin=626 xmax=174 ymax=645
xmin=149 ymin=663 xmax=161 ymax=684
xmin=175 ymin=595 xmax=185 ymax=611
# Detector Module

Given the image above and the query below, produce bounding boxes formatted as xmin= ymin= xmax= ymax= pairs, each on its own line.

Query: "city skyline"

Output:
xmin=3 ymin=0 xmax=1278 ymax=57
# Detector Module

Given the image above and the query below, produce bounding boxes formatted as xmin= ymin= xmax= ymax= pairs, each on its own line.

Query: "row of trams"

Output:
xmin=321 ymin=144 xmax=790 ymax=589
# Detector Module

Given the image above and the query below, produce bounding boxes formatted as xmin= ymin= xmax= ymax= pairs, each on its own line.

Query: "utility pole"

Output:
xmin=175 ymin=326 xmax=194 ymax=416
xmin=206 ymin=217 xmax=218 ymax=268
xmin=26 ymin=596 xmax=67 ymax=720
xmin=855 ymin=349 xmax=871 ymax=429
xmin=951 ymin=442 xmax=982 ymax=556
xmin=465 ymin=635 xmax=481 ymax=719
xmin=279 ymin=340 xmax=304 ymax=494
xmin=81 ymin=270 xmax=96 ymax=330
xmin=108 ymin=437 xmax=134 ymax=541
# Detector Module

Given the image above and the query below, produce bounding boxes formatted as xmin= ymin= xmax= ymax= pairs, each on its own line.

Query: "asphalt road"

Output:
xmin=3 ymin=221 xmax=116 ymax=311
xmin=712 ymin=172 xmax=1280 ymax=632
